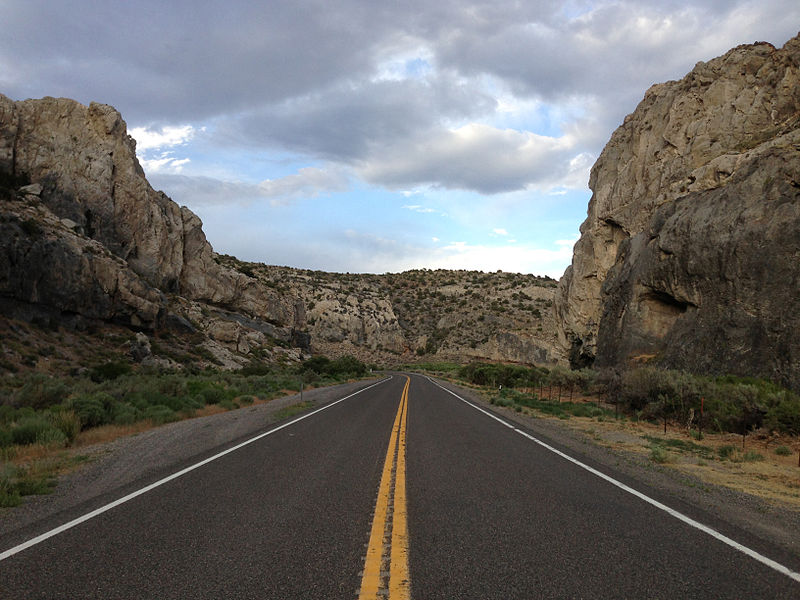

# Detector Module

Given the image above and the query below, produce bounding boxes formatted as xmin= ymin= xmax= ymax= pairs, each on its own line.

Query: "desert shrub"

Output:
xmin=0 ymin=404 xmax=15 ymax=425
xmin=142 ymin=405 xmax=177 ymax=425
xmin=0 ymin=466 xmax=21 ymax=507
xmin=620 ymin=368 xmax=680 ymax=411
xmin=14 ymin=374 xmax=69 ymax=410
xmin=31 ymin=426 xmax=67 ymax=447
xmin=742 ymin=450 xmax=764 ymax=462
xmin=199 ymin=387 xmax=226 ymax=405
xmin=0 ymin=427 xmax=13 ymax=448
xmin=459 ymin=363 xmax=545 ymax=388
xmin=774 ymin=445 xmax=792 ymax=456
xmin=11 ymin=415 xmax=62 ymax=446
xmin=90 ymin=361 xmax=132 ymax=382
xmin=111 ymin=403 xmax=139 ymax=426
xmin=704 ymin=384 xmax=763 ymax=434
xmin=764 ymin=392 xmax=800 ymax=434
xmin=49 ymin=409 xmax=80 ymax=444
xmin=71 ymin=392 xmax=114 ymax=428
xmin=299 ymin=355 xmax=367 ymax=380
xmin=649 ymin=446 xmax=670 ymax=463
xmin=328 ymin=355 xmax=368 ymax=378
xmin=240 ymin=362 xmax=273 ymax=376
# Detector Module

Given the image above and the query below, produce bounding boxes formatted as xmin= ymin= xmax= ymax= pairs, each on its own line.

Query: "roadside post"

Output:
xmin=699 ymin=397 xmax=704 ymax=440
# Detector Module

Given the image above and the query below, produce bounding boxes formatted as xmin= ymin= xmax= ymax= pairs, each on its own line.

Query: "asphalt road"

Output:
xmin=2 ymin=374 xmax=799 ymax=598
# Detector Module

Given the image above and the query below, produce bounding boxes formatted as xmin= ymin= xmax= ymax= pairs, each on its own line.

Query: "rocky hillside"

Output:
xmin=0 ymin=93 xmax=561 ymax=372
xmin=0 ymin=95 xmax=305 ymax=370
xmin=555 ymin=34 xmax=800 ymax=389
xmin=218 ymin=257 xmax=560 ymax=365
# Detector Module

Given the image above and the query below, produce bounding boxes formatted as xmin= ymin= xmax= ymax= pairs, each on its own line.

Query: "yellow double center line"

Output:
xmin=358 ymin=376 xmax=411 ymax=599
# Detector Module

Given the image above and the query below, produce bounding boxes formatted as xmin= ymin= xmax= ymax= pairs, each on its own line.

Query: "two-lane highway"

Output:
xmin=2 ymin=374 xmax=799 ymax=598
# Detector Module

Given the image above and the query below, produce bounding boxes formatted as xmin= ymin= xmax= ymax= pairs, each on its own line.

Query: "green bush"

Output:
xmin=0 ymin=466 xmax=21 ymax=507
xmin=15 ymin=374 xmax=68 ymax=410
xmin=112 ymin=403 xmax=139 ymax=426
xmin=764 ymin=393 xmax=800 ymax=434
xmin=299 ymin=355 xmax=368 ymax=380
xmin=199 ymin=387 xmax=226 ymax=405
xmin=459 ymin=362 xmax=546 ymax=388
xmin=50 ymin=409 xmax=80 ymax=444
xmin=72 ymin=392 xmax=114 ymax=429
xmin=620 ymin=368 xmax=680 ymax=411
xmin=0 ymin=427 xmax=13 ymax=448
xmin=0 ymin=404 xmax=15 ymax=425
xmin=774 ymin=445 xmax=792 ymax=456
xmin=90 ymin=361 xmax=132 ymax=382
xmin=742 ymin=450 xmax=764 ymax=462
xmin=142 ymin=405 xmax=177 ymax=425
xmin=649 ymin=446 xmax=670 ymax=463
xmin=31 ymin=426 xmax=67 ymax=447
xmin=11 ymin=416 xmax=61 ymax=446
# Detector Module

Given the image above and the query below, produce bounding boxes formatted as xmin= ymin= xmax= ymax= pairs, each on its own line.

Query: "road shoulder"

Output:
xmin=427 ymin=376 xmax=800 ymax=562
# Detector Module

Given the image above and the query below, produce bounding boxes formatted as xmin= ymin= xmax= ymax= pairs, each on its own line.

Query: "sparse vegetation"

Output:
xmin=0 ymin=355 xmax=369 ymax=454
xmin=774 ymin=445 xmax=792 ymax=456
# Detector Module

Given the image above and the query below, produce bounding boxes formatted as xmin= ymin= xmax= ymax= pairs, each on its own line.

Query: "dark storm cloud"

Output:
xmin=2 ymin=0 xmax=798 ymax=195
xmin=215 ymin=74 xmax=497 ymax=161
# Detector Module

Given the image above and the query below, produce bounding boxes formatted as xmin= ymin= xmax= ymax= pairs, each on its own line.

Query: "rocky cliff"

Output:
xmin=0 ymin=95 xmax=303 ymax=367
xmin=555 ymin=34 xmax=800 ymax=388
xmin=0 ymin=95 xmax=294 ymax=320
xmin=0 ymin=93 xmax=561 ymax=371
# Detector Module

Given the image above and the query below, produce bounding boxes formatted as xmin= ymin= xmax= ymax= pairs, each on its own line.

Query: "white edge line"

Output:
xmin=0 ymin=377 xmax=392 ymax=562
xmin=425 ymin=376 xmax=800 ymax=585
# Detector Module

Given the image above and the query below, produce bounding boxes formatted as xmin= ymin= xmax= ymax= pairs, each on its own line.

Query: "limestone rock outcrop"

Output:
xmin=555 ymin=34 xmax=800 ymax=388
xmin=0 ymin=94 xmax=295 ymax=337
xmin=0 ymin=190 xmax=164 ymax=329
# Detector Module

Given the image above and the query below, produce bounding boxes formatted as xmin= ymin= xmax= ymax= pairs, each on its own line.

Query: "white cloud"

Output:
xmin=149 ymin=167 xmax=349 ymax=207
xmin=130 ymin=125 xmax=197 ymax=151
xmin=139 ymin=153 xmax=191 ymax=174
xmin=402 ymin=204 xmax=447 ymax=216
xmin=258 ymin=167 xmax=349 ymax=205
xmin=273 ymin=231 xmax=573 ymax=277
xmin=130 ymin=125 xmax=201 ymax=174
xmin=492 ymin=228 xmax=510 ymax=236
xmin=358 ymin=122 xmax=587 ymax=193
xmin=431 ymin=240 xmax=574 ymax=278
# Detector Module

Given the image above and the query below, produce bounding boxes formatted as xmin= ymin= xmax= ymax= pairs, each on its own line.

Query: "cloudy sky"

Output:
xmin=2 ymin=1 xmax=798 ymax=277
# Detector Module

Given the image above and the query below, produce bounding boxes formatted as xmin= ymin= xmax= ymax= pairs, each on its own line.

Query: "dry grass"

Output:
xmin=525 ymin=398 xmax=800 ymax=510
xmin=73 ymin=422 xmax=156 ymax=448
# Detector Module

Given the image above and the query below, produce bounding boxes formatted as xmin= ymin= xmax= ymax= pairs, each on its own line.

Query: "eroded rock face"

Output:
xmin=0 ymin=94 xmax=294 ymax=331
xmin=0 ymin=194 xmax=164 ymax=329
xmin=556 ymin=34 xmax=800 ymax=387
